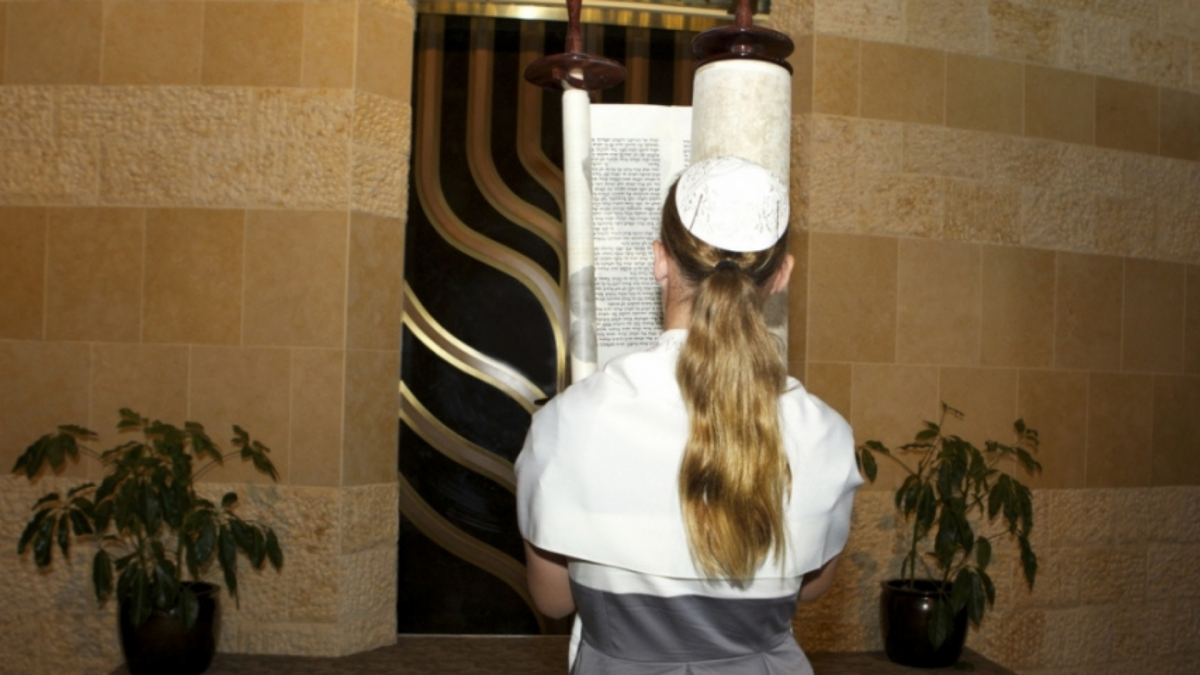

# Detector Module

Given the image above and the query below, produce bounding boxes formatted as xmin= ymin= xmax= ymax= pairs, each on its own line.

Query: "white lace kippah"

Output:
xmin=674 ymin=156 xmax=788 ymax=252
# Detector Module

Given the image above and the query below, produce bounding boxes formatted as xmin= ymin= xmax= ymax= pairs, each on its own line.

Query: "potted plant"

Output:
xmin=12 ymin=409 xmax=284 ymax=675
xmin=855 ymin=402 xmax=1040 ymax=669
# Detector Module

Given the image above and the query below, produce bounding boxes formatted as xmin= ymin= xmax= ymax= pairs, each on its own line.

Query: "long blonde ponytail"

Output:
xmin=660 ymin=184 xmax=792 ymax=581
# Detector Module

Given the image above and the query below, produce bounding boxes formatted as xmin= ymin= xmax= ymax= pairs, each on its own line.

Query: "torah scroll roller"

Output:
xmin=690 ymin=0 xmax=794 ymax=335
xmin=525 ymin=0 xmax=625 ymax=384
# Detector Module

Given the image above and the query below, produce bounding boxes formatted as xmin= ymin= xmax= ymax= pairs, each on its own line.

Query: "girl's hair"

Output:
xmin=660 ymin=183 xmax=792 ymax=581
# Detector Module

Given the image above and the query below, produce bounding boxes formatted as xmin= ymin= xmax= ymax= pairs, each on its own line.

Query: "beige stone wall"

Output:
xmin=0 ymin=1 xmax=413 ymax=672
xmin=777 ymin=0 xmax=1200 ymax=672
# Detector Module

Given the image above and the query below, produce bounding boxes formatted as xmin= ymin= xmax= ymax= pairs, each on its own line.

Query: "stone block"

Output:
xmin=1045 ymin=489 xmax=1115 ymax=548
xmin=99 ymin=139 xmax=195 ymax=205
xmin=0 ymin=87 xmax=56 ymax=141
xmin=1020 ymin=186 xmax=1096 ymax=252
xmin=1094 ymin=195 xmax=1156 ymax=258
xmin=1130 ymin=29 xmax=1191 ymax=89
xmin=259 ymin=88 xmax=353 ymax=143
xmin=354 ymin=92 xmax=412 ymax=153
xmin=943 ymin=178 xmax=1021 ymax=245
xmin=977 ymin=608 xmax=1046 ymax=670
xmin=1147 ymin=543 xmax=1200 ymax=601
xmin=987 ymin=0 xmax=1059 ymax=64
xmin=261 ymin=140 xmax=351 ymax=209
xmin=1040 ymin=606 xmax=1114 ymax=667
xmin=352 ymin=143 xmax=409 ymax=219
xmin=814 ymin=0 xmax=904 ymax=43
xmin=342 ymin=482 xmax=400 ymax=553
xmin=857 ymin=171 xmax=942 ymax=237
xmin=904 ymin=0 xmax=988 ymax=52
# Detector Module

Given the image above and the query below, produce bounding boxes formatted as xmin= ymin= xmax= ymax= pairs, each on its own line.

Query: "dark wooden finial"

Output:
xmin=692 ymin=0 xmax=795 ymax=73
xmin=524 ymin=0 xmax=626 ymax=91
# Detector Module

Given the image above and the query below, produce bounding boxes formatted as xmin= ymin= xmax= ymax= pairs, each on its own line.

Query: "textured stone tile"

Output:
xmin=354 ymin=93 xmax=412 ymax=154
xmin=1130 ymin=29 xmax=1190 ymax=90
xmin=1094 ymin=195 xmax=1156 ymax=258
xmin=904 ymin=0 xmax=988 ymax=52
xmin=989 ymin=135 xmax=1065 ymax=191
xmin=943 ymin=179 xmax=1021 ymax=245
xmin=99 ymin=139 xmax=195 ymax=205
xmin=1013 ymin=547 xmax=1081 ymax=609
xmin=857 ymin=171 xmax=942 ymax=237
xmin=0 ymin=139 xmax=101 ymax=204
xmin=143 ymin=87 xmax=258 ymax=141
xmin=814 ymin=0 xmax=905 ymax=42
xmin=790 ymin=35 xmax=814 ymax=116
xmin=902 ymin=124 xmax=991 ymax=181
xmin=352 ymin=144 xmax=409 ymax=219
xmin=0 ymin=87 xmax=56 ymax=141
xmin=1157 ymin=189 xmax=1200 ymax=264
xmin=1021 ymin=186 xmax=1096 ymax=251
xmin=192 ymin=138 xmax=269 ymax=207
xmin=1017 ymin=370 xmax=1088 ymax=489
xmin=342 ymin=483 xmax=400 ymax=553
xmin=981 ymin=246 xmax=1055 ymax=368
xmin=1079 ymin=547 xmax=1147 ymax=605
xmin=807 ymin=233 xmax=897 ymax=363
xmin=1046 ymin=489 xmax=1116 ymax=548
xmin=976 ymin=608 xmax=1046 ymax=670
xmin=1122 ymin=258 xmax=1186 ymax=373
xmin=1039 ymin=606 xmax=1115 ymax=666
xmin=263 ymin=140 xmax=352 ymax=210
xmin=987 ymin=0 xmax=1059 ymax=64
xmin=1147 ymin=543 xmax=1200 ymax=601
xmin=259 ymin=89 xmax=353 ymax=144
xmin=101 ymin=2 xmax=203 ymax=86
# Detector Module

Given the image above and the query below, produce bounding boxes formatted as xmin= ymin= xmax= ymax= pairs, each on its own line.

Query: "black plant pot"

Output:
xmin=880 ymin=579 xmax=968 ymax=669
xmin=119 ymin=582 xmax=219 ymax=675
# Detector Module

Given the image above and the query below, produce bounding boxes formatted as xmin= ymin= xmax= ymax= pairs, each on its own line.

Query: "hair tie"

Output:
xmin=713 ymin=260 xmax=740 ymax=272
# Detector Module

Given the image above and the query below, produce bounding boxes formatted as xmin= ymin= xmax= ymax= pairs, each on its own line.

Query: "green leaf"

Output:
xmin=56 ymin=513 xmax=71 ymax=558
xmin=93 ymin=549 xmax=113 ymax=601
xmin=1019 ymin=536 xmax=1038 ymax=588
xmin=153 ymin=564 xmax=177 ymax=612
xmin=18 ymin=509 xmax=51 ymax=555
xmin=248 ymin=528 xmax=266 ymax=568
xmin=32 ymin=492 xmax=61 ymax=509
xmin=915 ymin=428 xmax=938 ymax=441
xmin=221 ymin=492 xmax=238 ymax=509
xmin=34 ymin=516 xmax=56 ymax=567
xmin=218 ymin=527 xmax=238 ymax=601
xmin=856 ymin=447 xmax=878 ymax=483
xmin=265 ymin=530 xmax=283 ymax=569
xmin=979 ymin=568 xmax=996 ymax=607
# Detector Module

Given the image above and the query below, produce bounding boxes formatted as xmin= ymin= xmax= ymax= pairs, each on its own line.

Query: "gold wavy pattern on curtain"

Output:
xmin=400 ymin=382 xmax=517 ymax=494
xmin=466 ymin=18 xmax=566 ymax=259
xmin=515 ymin=22 xmax=566 ymax=235
xmin=403 ymin=283 xmax=544 ymax=412
xmin=398 ymin=472 xmax=548 ymax=632
xmin=415 ymin=15 xmax=567 ymax=386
